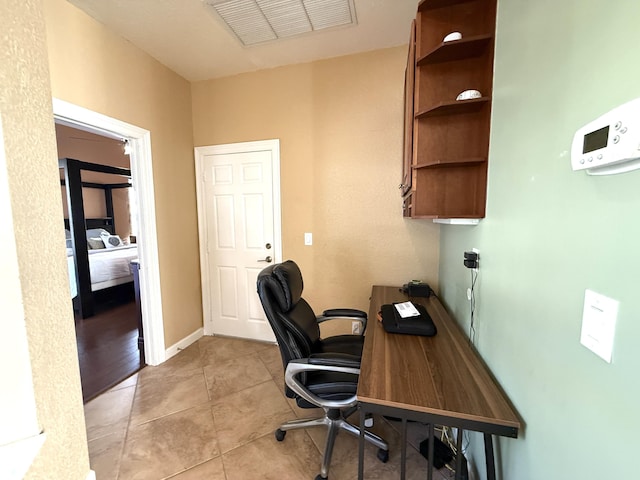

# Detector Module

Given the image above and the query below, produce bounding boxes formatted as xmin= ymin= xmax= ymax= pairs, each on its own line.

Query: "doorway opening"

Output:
xmin=53 ymin=99 xmax=165 ymax=371
xmin=56 ymin=123 xmax=142 ymax=401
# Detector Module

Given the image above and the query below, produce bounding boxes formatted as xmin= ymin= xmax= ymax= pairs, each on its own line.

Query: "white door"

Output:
xmin=195 ymin=140 xmax=281 ymax=342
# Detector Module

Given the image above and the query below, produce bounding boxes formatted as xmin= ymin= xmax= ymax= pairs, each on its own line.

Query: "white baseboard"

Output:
xmin=85 ymin=470 xmax=96 ymax=480
xmin=165 ymin=328 xmax=204 ymax=361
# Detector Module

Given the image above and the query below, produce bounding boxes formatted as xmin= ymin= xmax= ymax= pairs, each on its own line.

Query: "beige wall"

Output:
xmin=192 ymin=48 xmax=440 ymax=316
xmin=0 ymin=2 xmax=436 ymax=477
xmin=0 ymin=0 xmax=89 ymax=478
xmin=44 ymin=0 xmax=202 ymax=346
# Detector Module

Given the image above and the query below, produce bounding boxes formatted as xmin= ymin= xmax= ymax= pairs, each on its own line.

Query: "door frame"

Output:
xmin=53 ymin=98 xmax=166 ymax=366
xmin=194 ymin=139 xmax=282 ymax=337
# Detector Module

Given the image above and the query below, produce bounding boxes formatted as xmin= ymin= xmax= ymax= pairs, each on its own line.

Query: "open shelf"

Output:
xmin=415 ymin=97 xmax=490 ymax=118
xmin=414 ymin=157 xmax=486 ymax=169
xmin=417 ymin=35 xmax=492 ymax=65
xmin=407 ymin=163 xmax=488 ymax=218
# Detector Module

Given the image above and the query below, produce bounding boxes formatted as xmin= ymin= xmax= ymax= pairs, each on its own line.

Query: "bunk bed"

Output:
xmin=60 ymin=158 xmax=137 ymax=318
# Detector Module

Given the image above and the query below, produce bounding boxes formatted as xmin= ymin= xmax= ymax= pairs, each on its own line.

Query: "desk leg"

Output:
xmin=484 ymin=433 xmax=496 ymax=480
xmin=454 ymin=429 xmax=463 ymax=480
xmin=426 ymin=423 xmax=434 ymax=480
xmin=400 ymin=419 xmax=407 ymax=480
xmin=358 ymin=408 xmax=365 ymax=480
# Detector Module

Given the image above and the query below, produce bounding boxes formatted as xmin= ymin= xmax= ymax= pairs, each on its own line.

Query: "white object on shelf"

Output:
xmin=456 ymin=89 xmax=482 ymax=101
xmin=443 ymin=31 xmax=462 ymax=42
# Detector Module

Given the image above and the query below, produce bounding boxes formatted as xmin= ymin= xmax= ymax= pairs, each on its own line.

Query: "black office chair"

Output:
xmin=257 ymin=260 xmax=389 ymax=480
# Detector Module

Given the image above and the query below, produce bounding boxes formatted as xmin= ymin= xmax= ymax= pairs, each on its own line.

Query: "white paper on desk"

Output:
xmin=394 ymin=301 xmax=421 ymax=318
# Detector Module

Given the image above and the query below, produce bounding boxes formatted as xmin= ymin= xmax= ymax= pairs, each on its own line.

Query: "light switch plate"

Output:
xmin=580 ymin=289 xmax=618 ymax=363
xmin=304 ymin=232 xmax=312 ymax=246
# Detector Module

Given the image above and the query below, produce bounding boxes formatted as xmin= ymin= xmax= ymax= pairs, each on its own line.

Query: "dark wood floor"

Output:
xmin=75 ymin=294 xmax=143 ymax=402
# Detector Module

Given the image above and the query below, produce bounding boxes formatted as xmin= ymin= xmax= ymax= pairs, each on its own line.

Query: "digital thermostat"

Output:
xmin=571 ymin=97 xmax=640 ymax=175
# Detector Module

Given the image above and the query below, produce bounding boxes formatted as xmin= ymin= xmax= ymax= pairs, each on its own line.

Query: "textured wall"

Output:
xmin=192 ymin=48 xmax=440 ymax=319
xmin=0 ymin=0 xmax=90 ymax=478
xmin=438 ymin=1 xmax=640 ymax=478
xmin=43 ymin=0 xmax=202 ymax=347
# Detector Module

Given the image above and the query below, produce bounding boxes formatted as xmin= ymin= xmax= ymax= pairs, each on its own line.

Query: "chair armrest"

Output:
xmin=309 ymin=352 xmax=361 ymax=369
xmin=316 ymin=309 xmax=368 ymax=334
xmin=285 ymin=358 xmax=360 ymax=410
xmin=321 ymin=308 xmax=367 ymax=319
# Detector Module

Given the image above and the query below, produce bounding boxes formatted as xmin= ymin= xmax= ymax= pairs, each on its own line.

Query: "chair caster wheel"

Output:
xmin=377 ymin=448 xmax=389 ymax=463
xmin=314 ymin=475 xmax=327 ymax=480
xmin=275 ymin=428 xmax=286 ymax=441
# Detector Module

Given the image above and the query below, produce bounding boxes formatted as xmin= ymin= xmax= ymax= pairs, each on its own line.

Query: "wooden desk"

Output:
xmin=357 ymin=286 xmax=520 ymax=480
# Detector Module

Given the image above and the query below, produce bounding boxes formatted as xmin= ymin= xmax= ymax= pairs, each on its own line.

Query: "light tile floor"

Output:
xmin=84 ymin=335 xmax=455 ymax=480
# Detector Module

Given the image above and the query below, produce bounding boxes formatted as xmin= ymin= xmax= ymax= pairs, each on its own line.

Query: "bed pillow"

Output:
xmin=86 ymin=228 xmax=110 ymax=240
xmin=87 ymin=237 xmax=106 ymax=250
xmin=101 ymin=233 xmax=123 ymax=249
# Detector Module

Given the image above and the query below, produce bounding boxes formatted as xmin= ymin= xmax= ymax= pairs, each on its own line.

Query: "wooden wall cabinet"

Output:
xmin=402 ymin=0 xmax=497 ymax=220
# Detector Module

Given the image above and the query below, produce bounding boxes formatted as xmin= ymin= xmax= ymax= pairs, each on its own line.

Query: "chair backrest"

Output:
xmin=257 ymin=260 xmax=320 ymax=376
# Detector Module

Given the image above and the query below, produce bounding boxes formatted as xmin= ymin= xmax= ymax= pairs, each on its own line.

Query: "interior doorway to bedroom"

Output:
xmin=56 ymin=122 xmax=142 ymax=402
xmin=53 ymin=98 xmax=166 ymax=380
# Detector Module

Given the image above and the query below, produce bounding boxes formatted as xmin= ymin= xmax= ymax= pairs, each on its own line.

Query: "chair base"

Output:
xmin=275 ymin=408 xmax=388 ymax=479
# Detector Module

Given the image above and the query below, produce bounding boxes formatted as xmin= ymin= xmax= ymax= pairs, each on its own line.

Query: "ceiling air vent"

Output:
xmin=204 ymin=0 xmax=357 ymax=46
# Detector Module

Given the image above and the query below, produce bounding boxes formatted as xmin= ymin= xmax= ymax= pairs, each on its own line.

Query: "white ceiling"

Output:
xmin=67 ymin=0 xmax=419 ymax=81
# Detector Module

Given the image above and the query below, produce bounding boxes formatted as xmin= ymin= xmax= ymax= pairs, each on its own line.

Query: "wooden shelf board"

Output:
xmin=411 ymin=213 xmax=484 ymax=219
xmin=417 ymin=35 xmax=492 ymax=65
xmin=418 ymin=0 xmax=476 ymax=11
xmin=415 ymin=97 xmax=490 ymax=118
xmin=433 ymin=218 xmax=481 ymax=225
xmin=413 ymin=157 xmax=486 ymax=169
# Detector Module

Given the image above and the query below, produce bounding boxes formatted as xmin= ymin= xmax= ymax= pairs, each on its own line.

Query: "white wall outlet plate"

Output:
xmin=580 ymin=289 xmax=618 ymax=363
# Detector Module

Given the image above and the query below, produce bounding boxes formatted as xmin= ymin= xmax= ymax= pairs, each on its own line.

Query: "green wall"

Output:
xmin=438 ymin=1 xmax=640 ymax=478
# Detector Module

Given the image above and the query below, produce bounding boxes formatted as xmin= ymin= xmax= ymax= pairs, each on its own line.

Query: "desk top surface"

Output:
xmin=357 ymin=286 xmax=520 ymax=435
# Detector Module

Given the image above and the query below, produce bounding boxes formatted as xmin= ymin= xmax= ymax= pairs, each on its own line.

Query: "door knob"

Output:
xmin=265 ymin=243 xmax=272 ymax=249
xmin=258 ymin=256 xmax=273 ymax=263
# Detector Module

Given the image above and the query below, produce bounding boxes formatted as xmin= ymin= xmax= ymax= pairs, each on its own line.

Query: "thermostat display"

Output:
xmin=571 ymin=98 xmax=640 ymax=175
xmin=582 ymin=126 xmax=609 ymax=154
